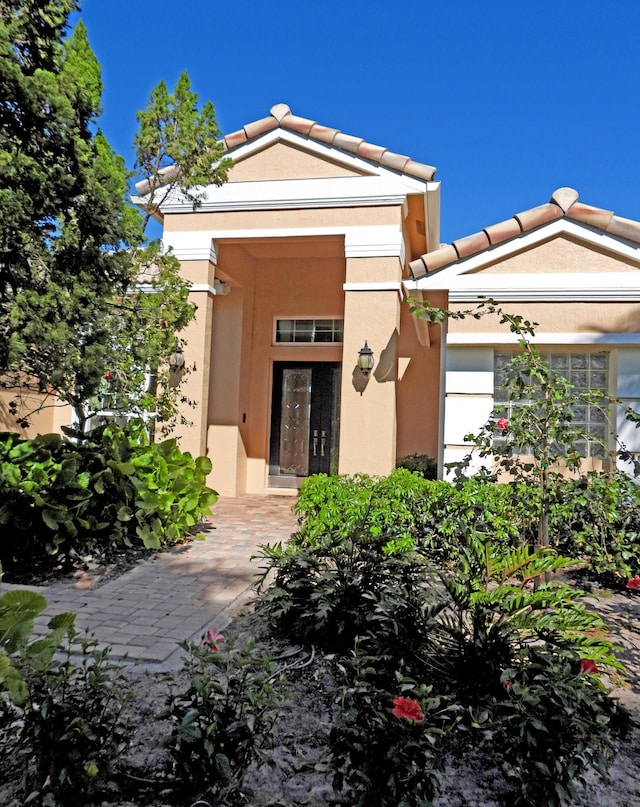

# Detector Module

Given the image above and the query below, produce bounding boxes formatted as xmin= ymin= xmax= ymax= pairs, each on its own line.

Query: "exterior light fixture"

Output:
xmin=357 ymin=341 xmax=375 ymax=376
xmin=168 ymin=342 xmax=185 ymax=374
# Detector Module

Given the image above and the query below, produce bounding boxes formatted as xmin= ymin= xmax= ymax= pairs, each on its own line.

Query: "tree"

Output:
xmin=0 ymin=2 xmax=141 ymax=426
xmin=0 ymin=3 xmax=230 ymax=433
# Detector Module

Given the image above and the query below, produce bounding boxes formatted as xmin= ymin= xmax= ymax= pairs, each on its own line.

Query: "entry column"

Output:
xmin=339 ymin=256 xmax=403 ymax=477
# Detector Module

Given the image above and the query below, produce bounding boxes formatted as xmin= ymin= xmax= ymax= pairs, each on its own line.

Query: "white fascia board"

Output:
xmin=155 ymin=176 xmax=412 ymax=214
xmin=343 ymin=281 xmax=404 ymax=294
xmin=227 ymin=129 xmax=432 ymax=192
xmin=407 ymin=220 xmax=640 ymax=291
xmin=163 ymin=225 xmax=405 ymax=262
xmin=446 ymin=331 xmax=640 ymax=346
xmin=443 ymin=273 xmax=640 ymax=302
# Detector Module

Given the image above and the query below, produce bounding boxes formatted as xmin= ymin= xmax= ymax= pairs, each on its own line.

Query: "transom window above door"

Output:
xmin=275 ymin=319 xmax=344 ymax=344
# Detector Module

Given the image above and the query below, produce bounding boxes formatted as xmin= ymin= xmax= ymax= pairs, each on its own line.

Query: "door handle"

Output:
xmin=320 ymin=430 xmax=326 ymax=457
xmin=313 ymin=429 xmax=318 ymax=457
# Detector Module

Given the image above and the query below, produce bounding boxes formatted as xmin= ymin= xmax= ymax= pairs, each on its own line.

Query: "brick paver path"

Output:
xmin=1 ymin=497 xmax=297 ymax=670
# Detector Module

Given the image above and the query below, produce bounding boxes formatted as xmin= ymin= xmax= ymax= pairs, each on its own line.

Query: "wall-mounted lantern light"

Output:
xmin=357 ymin=341 xmax=375 ymax=376
xmin=168 ymin=342 xmax=185 ymax=375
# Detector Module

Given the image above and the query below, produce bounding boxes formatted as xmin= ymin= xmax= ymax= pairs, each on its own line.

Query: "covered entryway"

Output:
xmin=269 ymin=362 xmax=341 ymax=487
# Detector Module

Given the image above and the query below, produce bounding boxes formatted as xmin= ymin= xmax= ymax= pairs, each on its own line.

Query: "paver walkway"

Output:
xmin=1 ymin=496 xmax=298 ymax=671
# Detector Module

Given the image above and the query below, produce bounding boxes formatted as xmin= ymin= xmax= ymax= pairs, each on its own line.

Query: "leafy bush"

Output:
xmin=256 ymin=535 xmax=438 ymax=655
xmin=396 ymin=452 xmax=437 ymax=479
xmin=162 ymin=629 xmax=283 ymax=805
xmin=548 ymin=472 xmax=640 ymax=581
xmin=332 ymin=665 xmax=455 ymax=807
xmin=498 ymin=646 xmax=628 ymax=806
xmin=1 ymin=593 xmax=134 ymax=806
xmin=0 ymin=421 xmax=218 ymax=576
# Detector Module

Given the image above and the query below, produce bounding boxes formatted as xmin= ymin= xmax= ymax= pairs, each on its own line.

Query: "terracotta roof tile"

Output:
xmin=138 ymin=103 xmax=437 ymax=193
xmin=550 ymin=187 xmax=579 ymax=212
xmin=422 ymin=244 xmax=459 ymax=273
xmin=453 ymin=230 xmax=491 ymax=259
xmin=605 ymin=215 xmax=640 ymax=242
xmin=243 ymin=116 xmax=279 ymax=140
xmin=514 ymin=203 xmax=563 ymax=231
xmin=332 ymin=132 xmax=365 ymax=154
xmin=356 ymin=142 xmax=388 ymax=161
xmin=280 ymin=114 xmax=315 ymax=136
xmin=307 ymin=123 xmax=340 ymax=146
xmin=483 ymin=217 xmax=523 ymax=246
xmin=224 ymin=129 xmax=249 ymax=150
xmin=566 ymin=202 xmax=614 ymax=229
xmin=408 ymin=188 xmax=640 ymax=279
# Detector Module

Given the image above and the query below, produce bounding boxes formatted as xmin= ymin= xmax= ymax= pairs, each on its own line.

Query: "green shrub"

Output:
xmin=256 ymin=535 xmax=438 ymax=655
xmin=396 ymin=452 xmax=437 ymax=479
xmin=1 ymin=593 xmax=133 ymax=806
xmin=548 ymin=472 xmax=640 ymax=581
xmin=332 ymin=665 xmax=455 ymax=807
xmin=498 ymin=646 xmax=628 ymax=806
xmin=0 ymin=421 xmax=218 ymax=576
xmin=162 ymin=629 xmax=283 ymax=805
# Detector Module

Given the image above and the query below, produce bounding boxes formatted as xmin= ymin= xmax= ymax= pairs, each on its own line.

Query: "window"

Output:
xmin=275 ymin=319 xmax=343 ymax=344
xmin=494 ymin=351 xmax=610 ymax=459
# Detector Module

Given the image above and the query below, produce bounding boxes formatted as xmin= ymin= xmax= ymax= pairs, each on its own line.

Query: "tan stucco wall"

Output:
xmin=163 ymin=204 xmax=403 ymax=233
xmin=395 ymin=292 xmax=446 ymax=462
xmin=228 ymin=142 xmax=366 ymax=182
xmin=448 ymin=302 xmax=640 ymax=335
xmin=0 ymin=388 xmax=58 ymax=437
xmin=479 ymin=234 xmax=640 ymax=274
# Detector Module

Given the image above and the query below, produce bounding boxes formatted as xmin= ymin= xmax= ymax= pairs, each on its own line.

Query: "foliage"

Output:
xmin=292 ymin=470 xmax=522 ymax=561
xmin=0 ymin=3 xmax=142 ymax=426
xmin=498 ymin=647 xmax=628 ymax=806
xmin=331 ymin=665 xmax=455 ymax=807
xmin=1 ymin=5 xmax=229 ymax=432
xmin=548 ymin=472 xmax=640 ymax=580
xmin=1 ymin=595 xmax=133 ymax=806
xmin=133 ymin=70 xmax=232 ymax=231
xmin=396 ymin=452 xmax=437 ymax=479
xmin=258 ymin=469 xmax=628 ymax=806
xmin=0 ymin=421 xmax=217 ymax=576
xmin=256 ymin=533 xmax=438 ymax=656
xmin=162 ymin=629 xmax=283 ymax=805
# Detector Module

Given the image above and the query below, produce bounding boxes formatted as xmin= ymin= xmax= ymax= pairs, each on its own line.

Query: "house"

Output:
xmin=6 ymin=103 xmax=640 ymax=493
xmin=133 ymin=104 xmax=640 ymax=495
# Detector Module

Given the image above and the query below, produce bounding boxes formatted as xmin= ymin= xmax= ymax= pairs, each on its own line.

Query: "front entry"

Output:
xmin=269 ymin=362 xmax=341 ymax=487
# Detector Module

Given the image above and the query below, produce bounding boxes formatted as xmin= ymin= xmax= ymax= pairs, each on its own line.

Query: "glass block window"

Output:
xmin=494 ymin=351 xmax=610 ymax=459
xmin=275 ymin=319 xmax=344 ymax=344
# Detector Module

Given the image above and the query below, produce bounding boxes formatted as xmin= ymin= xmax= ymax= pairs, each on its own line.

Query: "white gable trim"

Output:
xmin=406 ymin=219 xmax=640 ymax=292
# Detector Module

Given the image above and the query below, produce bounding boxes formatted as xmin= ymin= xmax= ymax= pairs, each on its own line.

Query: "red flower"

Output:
xmin=503 ymin=678 xmax=512 ymax=690
xmin=626 ymin=576 xmax=640 ymax=590
xmin=203 ymin=626 xmax=225 ymax=651
xmin=580 ymin=659 xmax=599 ymax=675
xmin=104 ymin=371 xmax=112 ymax=382
xmin=496 ymin=417 xmax=509 ymax=431
xmin=392 ymin=696 xmax=424 ymax=722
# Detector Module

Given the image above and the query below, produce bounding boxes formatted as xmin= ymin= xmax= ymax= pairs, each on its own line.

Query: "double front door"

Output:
xmin=269 ymin=362 xmax=341 ymax=487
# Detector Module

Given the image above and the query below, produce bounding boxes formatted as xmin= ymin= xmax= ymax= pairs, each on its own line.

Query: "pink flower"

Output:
xmin=580 ymin=659 xmax=599 ymax=675
xmin=503 ymin=678 xmax=512 ymax=690
xmin=496 ymin=417 xmax=509 ymax=431
xmin=392 ymin=696 xmax=424 ymax=722
xmin=626 ymin=576 xmax=640 ymax=590
xmin=203 ymin=626 xmax=225 ymax=651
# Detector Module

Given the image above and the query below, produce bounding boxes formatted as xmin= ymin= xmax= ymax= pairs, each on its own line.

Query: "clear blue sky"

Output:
xmin=75 ymin=0 xmax=640 ymax=245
